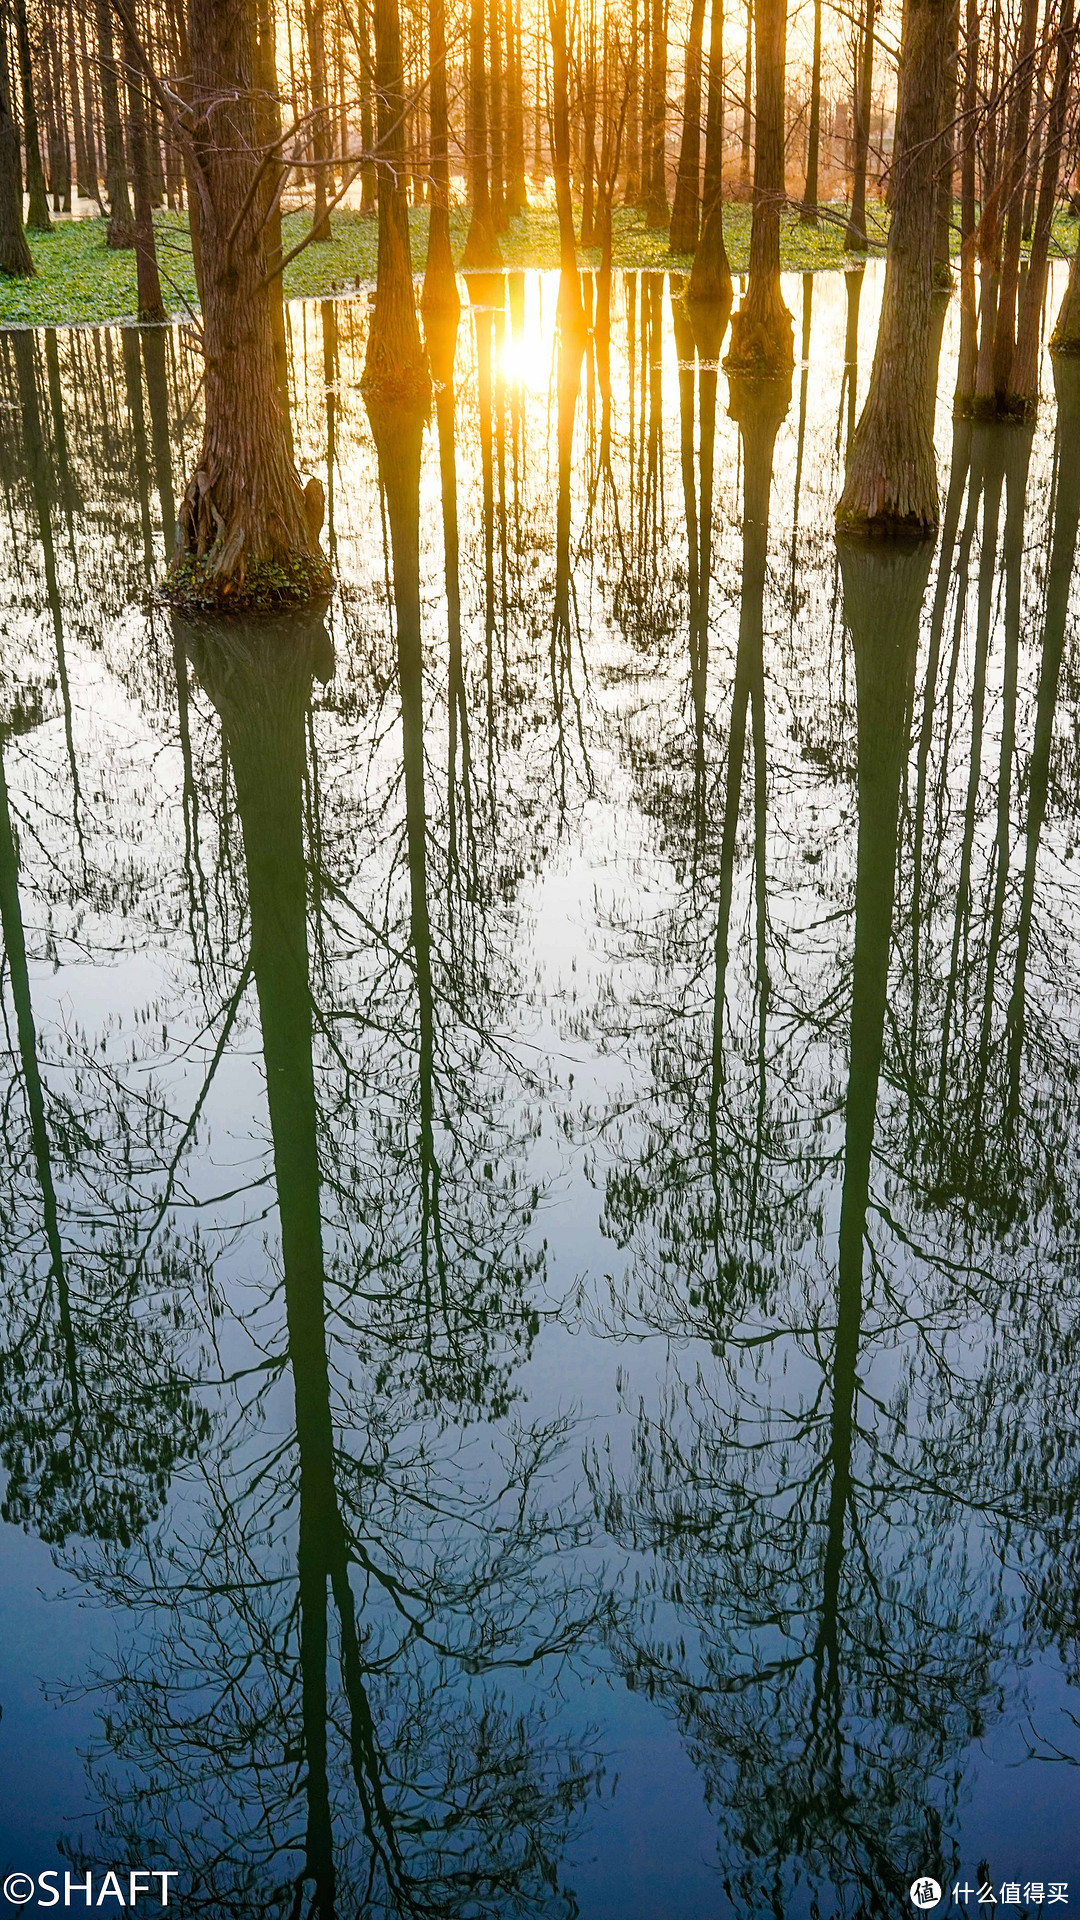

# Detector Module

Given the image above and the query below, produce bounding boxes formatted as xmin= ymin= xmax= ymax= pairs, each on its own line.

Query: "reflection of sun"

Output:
xmin=497 ymin=333 xmax=532 ymax=388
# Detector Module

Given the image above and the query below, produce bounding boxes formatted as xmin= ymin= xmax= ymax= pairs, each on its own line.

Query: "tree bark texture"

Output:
xmin=548 ymin=0 xmax=579 ymax=278
xmin=422 ymin=0 xmax=459 ymax=310
xmin=304 ymin=0 xmax=332 ymax=241
xmin=801 ymin=0 xmax=821 ymax=222
xmin=689 ymin=0 xmax=732 ymax=302
xmin=95 ymin=0 xmax=134 ymax=244
xmin=645 ymin=0 xmax=667 ymax=224
xmin=362 ymin=0 xmax=429 ymax=397
xmin=844 ymin=0 xmax=875 ymax=251
xmin=170 ymin=0 xmax=330 ymax=609
xmin=1007 ymin=0 xmax=1076 ymax=405
xmin=670 ymin=0 xmax=706 ymax=253
xmin=724 ymin=0 xmax=793 ymax=371
xmin=13 ymin=0 xmax=50 ymax=230
xmin=0 ymin=13 xmax=33 ymax=276
xmin=836 ymin=0 xmax=952 ymax=532
xmin=463 ymin=0 xmax=501 ymax=264
xmin=122 ymin=14 xmax=166 ymax=320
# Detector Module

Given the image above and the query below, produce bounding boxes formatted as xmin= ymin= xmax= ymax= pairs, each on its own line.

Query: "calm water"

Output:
xmin=2 ymin=264 xmax=1080 ymax=1918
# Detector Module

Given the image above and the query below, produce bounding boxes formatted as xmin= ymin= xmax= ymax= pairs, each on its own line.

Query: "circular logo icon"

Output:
xmin=2 ymin=1875 xmax=35 ymax=1905
xmin=909 ymin=1880 xmax=943 ymax=1911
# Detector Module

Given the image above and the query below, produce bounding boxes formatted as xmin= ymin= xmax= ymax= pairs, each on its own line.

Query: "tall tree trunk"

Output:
xmin=423 ymin=0 xmax=459 ymax=309
xmin=954 ymin=0 xmax=977 ymax=402
xmin=506 ymin=0 xmax=527 ymax=213
xmin=985 ymin=0 xmax=1039 ymax=405
xmin=689 ymin=0 xmax=732 ymax=300
xmin=363 ymin=0 xmax=430 ymax=396
xmin=122 ymin=14 xmax=166 ymax=320
xmin=463 ymin=0 xmax=500 ymax=264
xmin=801 ymin=0 xmax=821 ymax=222
xmin=358 ymin=0 xmax=376 ymax=212
xmin=1009 ymin=0 xmax=1076 ymax=406
xmin=625 ymin=0 xmax=640 ymax=202
xmin=836 ymin=0 xmax=952 ymax=532
xmin=305 ymin=0 xmax=332 ymax=240
xmin=844 ymin=0 xmax=875 ymax=250
xmin=580 ymin=0 xmax=597 ymax=244
xmin=67 ymin=0 xmax=91 ymax=200
xmin=932 ymin=6 xmax=957 ymax=282
xmin=0 ymin=12 xmax=33 ymax=276
xmin=724 ymin=0 xmax=793 ymax=371
xmin=670 ymin=0 xmax=706 ymax=253
xmin=740 ymin=0 xmax=751 ymax=179
xmin=13 ymin=0 xmax=50 ymax=229
xmin=169 ymin=0 xmax=330 ymax=609
xmin=548 ymin=0 xmax=579 ymax=283
xmin=78 ymin=2 xmax=101 ymax=195
xmin=489 ymin=0 xmax=506 ymax=227
xmin=645 ymin=0 xmax=667 ymax=225
xmin=255 ymin=0 xmax=291 ymax=445
xmin=94 ymin=0 xmax=133 ymax=245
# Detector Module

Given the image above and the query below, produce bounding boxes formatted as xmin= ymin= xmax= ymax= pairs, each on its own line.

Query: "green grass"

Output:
xmin=1 ymin=199 xmax=1076 ymax=328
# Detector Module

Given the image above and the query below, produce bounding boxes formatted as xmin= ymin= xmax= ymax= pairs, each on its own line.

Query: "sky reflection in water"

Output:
xmin=0 ymin=263 xmax=1079 ymax=1916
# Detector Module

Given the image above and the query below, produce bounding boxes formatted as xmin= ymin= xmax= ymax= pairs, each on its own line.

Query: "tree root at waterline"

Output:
xmin=165 ymin=469 xmax=332 ymax=615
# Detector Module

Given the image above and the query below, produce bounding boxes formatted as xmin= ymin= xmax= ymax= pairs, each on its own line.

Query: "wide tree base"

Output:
xmin=723 ymin=296 xmax=795 ymax=376
xmin=461 ymin=211 xmax=502 ymax=271
xmin=0 ymin=243 xmax=34 ymax=278
xmin=688 ymin=219 xmax=732 ymax=309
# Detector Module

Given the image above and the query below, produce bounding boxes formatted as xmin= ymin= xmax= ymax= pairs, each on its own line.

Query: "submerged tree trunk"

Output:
xmin=836 ymin=0 xmax=952 ymax=533
xmin=0 ymin=16 xmax=33 ymax=276
xmin=670 ymin=0 xmax=706 ymax=253
xmin=94 ymin=0 xmax=133 ymax=246
xmin=724 ymin=0 xmax=793 ymax=371
xmin=689 ymin=0 xmax=732 ymax=303
xmin=363 ymin=0 xmax=429 ymax=396
xmin=169 ymin=0 xmax=330 ymax=611
xmin=13 ymin=0 xmax=50 ymax=230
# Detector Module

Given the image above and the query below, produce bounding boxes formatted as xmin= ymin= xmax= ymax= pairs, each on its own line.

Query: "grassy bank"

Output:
xmin=0 ymin=200 xmax=1075 ymax=328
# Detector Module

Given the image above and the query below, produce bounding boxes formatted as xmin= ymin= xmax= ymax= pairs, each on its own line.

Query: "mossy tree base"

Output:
xmin=954 ymin=389 xmax=1039 ymax=423
xmin=164 ymin=544 xmax=333 ymax=616
xmin=723 ymin=291 xmax=795 ymax=376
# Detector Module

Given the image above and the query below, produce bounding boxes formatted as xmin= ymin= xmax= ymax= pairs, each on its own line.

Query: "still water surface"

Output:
xmin=1 ymin=265 xmax=1080 ymax=1916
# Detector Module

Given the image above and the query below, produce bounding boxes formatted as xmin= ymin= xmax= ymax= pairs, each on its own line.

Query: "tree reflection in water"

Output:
xmin=2 ymin=271 xmax=1080 ymax=1910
